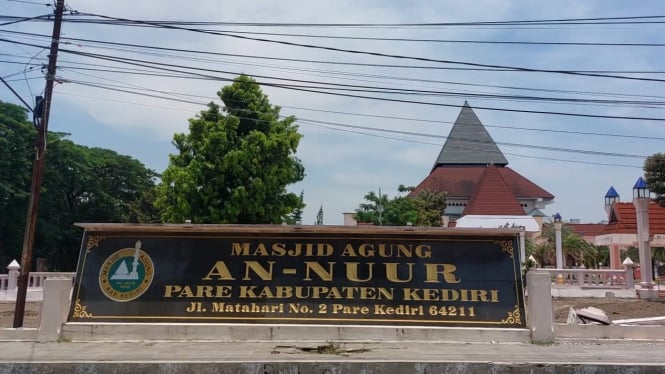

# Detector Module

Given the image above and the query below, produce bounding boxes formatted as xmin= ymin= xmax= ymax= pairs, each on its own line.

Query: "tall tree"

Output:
xmin=0 ymin=101 xmax=35 ymax=264
xmin=39 ymin=138 xmax=158 ymax=270
xmin=644 ymin=153 xmax=665 ymax=206
xmin=0 ymin=100 xmax=158 ymax=270
xmin=354 ymin=185 xmax=446 ymax=226
xmin=285 ymin=190 xmax=305 ymax=224
xmin=155 ymin=75 xmax=305 ymax=224
xmin=535 ymin=224 xmax=599 ymax=267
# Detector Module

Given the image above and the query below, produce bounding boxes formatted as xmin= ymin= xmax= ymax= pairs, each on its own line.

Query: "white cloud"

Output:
xmin=3 ymin=0 xmax=664 ymax=226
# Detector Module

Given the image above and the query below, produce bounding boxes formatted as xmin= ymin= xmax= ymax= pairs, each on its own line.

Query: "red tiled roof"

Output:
xmin=462 ymin=165 xmax=525 ymax=215
xmin=568 ymin=223 xmax=606 ymax=237
xmin=599 ymin=202 xmax=665 ymax=235
xmin=411 ymin=165 xmax=554 ymax=199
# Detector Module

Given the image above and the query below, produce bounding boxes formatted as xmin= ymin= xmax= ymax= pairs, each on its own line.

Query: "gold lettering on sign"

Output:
xmin=243 ymin=261 xmax=275 ymax=280
xmin=402 ymin=288 xmax=500 ymax=302
xmin=202 ymin=261 xmax=236 ymax=280
xmin=303 ymin=261 xmax=335 ymax=281
xmin=424 ymin=263 xmax=461 ymax=283
xmin=385 ymin=262 xmax=414 ymax=283
xmin=345 ymin=262 xmax=374 ymax=282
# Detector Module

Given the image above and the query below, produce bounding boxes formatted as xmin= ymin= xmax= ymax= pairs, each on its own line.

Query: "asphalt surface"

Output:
xmin=2 ymin=340 xmax=665 ymax=365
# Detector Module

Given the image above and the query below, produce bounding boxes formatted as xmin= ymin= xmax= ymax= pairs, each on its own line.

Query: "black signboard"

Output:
xmin=68 ymin=224 xmax=525 ymax=328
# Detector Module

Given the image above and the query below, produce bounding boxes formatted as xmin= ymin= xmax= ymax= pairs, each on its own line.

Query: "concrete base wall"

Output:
xmin=3 ymin=361 xmax=665 ymax=374
xmin=555 ymin=324 xmax=665 ymax=340
xmin=62 ymin=322 xmax=531 ymax=343
xmin=0 ymin=328 xmax=38 ymax=341
xmin=551 ymin=287 xmax=636 ymax=298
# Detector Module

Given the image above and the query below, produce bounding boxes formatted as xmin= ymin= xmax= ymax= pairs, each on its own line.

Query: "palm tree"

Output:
xmin=537 ymin=223 xmax=598 ymax=267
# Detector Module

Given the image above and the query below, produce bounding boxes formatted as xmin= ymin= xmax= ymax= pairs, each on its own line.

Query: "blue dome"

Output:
xmin=633 ymin=177 xmax=647 ymax=189
xmin=605 ymin=186 xmax=619 ymax=198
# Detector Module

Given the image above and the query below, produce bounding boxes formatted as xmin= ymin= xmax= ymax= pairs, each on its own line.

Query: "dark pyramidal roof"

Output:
xmin=432 ymin=101 xmax=508 ymax=169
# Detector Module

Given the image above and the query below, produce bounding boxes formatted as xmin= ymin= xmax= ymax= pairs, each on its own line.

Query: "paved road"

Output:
xmin=1 ymin=340 xmax=664 ymax=365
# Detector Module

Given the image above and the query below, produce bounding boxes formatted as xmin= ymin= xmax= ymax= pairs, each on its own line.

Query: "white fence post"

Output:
xmin=527 ymin=271 xmax=555 ymax=343
xmin=7 ymin=259 xmax=20 ymax=290
xmin=38 ymin=277 xmax=73 ymax=341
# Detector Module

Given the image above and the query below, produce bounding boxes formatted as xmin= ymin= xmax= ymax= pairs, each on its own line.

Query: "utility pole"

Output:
xmin=13 ymin=0 xmax=65 ymax=327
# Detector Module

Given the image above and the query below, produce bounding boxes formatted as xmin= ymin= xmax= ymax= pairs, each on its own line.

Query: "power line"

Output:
xmin=72 ymin=12 xmax=665 ymax=84
xmin=296 ymin=119 xmax=646 ymax=159
xmin=54 ymin=62 xmax=665 ymax=141
xmin=53 ymin=66 xmax=665 ymax=141
xmin=214 ymin=29 xmax=665 ymax=48
xmin=305 ymin=123 xmax=641 ymax=169
xmin=4 ymin=0 xmax=51 ymax=6
xmin=39 ymin=85 xmax=649 ymax=169
xmin=0 ymin=75 xmax=32 ymax=110
xmin=12 ymin=36 xmax=663 ymax=108
xmin=27 ymin=42 xmax=665 ymax=121
xmin=5 ymin=19 xmax=660 ymax=47
xmin=57 ymin=59 xmax=665 ymax=107
xmin=0 ymin=13 xmax=50 ymax=26
xmin=282 ymin=105 xmax=665 ymax=141
xmin=59 ymin=77 xmax=649 ymax=159
xmin=17 ymin=38 xmax=665 ymax=127
xmin=54 ymin=13 xmax=665 ymax=27
xmin=7 ymin=29 xmax=665 ymax=75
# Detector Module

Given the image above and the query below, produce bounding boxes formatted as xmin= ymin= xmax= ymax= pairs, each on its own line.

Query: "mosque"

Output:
xmin=409 ymin=101 xmax=553 ymax=231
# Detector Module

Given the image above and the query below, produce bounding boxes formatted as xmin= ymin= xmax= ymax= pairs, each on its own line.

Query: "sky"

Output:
xmin=1 ymin=0 xmax=664 ymax=225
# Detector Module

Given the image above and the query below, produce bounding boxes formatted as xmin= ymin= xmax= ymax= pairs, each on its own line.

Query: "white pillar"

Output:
xmin=623 ymin=257 xmax=635 ymax=290
xmin=527 ymin=271 xmax=554 ymax=343
xmin=6 ymin=259 xmax=20 ymax=290
xmin=554 ymin=222 xmax=563 ymax=269
xmin=519 ymin=230 xmax=526 ymax=264
xmin=633 ymin=197 xmax=655 ymax=299
xmin=38 ymin=277 xmax=73 ymax=341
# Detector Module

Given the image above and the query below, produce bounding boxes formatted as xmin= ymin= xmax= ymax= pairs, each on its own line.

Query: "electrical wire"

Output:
xmin=5 ymin=36 xmax=665 ymax=121
xmin=304 ymin=123 xmax=641 ymax=169
xmin=205 ymin=29 xmax=665 ymax=48
xmin=49 ymin=65 xmax=665 ymax=141
xmin=70 ymin=12 xmax=665 ymax=84
xmin=0 ymin=13 xmax=50 ymax=27
xmin=6 ymin=29 xmax=665 ymax=75
xmin=59 ymin=77 xmax=650 ymax=159
xmin=54 ymin=13 xmax=665 ymax=27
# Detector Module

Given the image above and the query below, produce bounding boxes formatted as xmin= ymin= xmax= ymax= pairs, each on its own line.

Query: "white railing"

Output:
xmin=536 ymin=267 xmax=635 ymax=289
xmin=1 ymin=260 xmax=75 ymax=291
xmin=26 ymin=272 xmax=75 ymax=288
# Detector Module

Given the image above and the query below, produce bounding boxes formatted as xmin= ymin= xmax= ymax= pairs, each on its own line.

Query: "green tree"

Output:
xmin=353 ymin=185 xmax=446 ymax=226
xmin=645 ymin=153 xmax=665 ymax=206
xmin=38 ymin=138 xmax=158 ymax=270
xmin=0 ymin=101 xmax=35 ymax=264
xmin=155 ymin=75 xmax=305 ymax=224
xmin=412 ymin=188 xmax=447 ymax=227
xmin=285 ymin=191 xmax=305 ymax=225
xmin=0 ymin=100 xmax=158 ymax=270
xmin=536 ymin=224 xmax=599 ymax=267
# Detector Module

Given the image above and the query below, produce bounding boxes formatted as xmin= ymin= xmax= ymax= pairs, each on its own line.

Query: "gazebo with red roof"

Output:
xmin=595 ymin=198 xmax=665 ymax=269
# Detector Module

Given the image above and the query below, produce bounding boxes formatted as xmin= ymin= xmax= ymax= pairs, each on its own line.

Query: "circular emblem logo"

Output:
xmin=99 ymin=240 xmax=154 ymax=302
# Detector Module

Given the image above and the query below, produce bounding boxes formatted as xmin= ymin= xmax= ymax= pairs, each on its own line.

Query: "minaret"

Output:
xmin=131 ymin=240 xmax=141 ymax=277
xmin=604 ymin=186 xmax=620 ymax=218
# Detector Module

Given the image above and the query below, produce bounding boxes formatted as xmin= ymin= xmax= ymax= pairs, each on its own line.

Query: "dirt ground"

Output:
xmin=0 ymin=302 xmax=41 ymax=328
xmin=553 ymin=298 xmax=665 ymax=323
xmin=1 ymin=299 xmax=665 ymax=327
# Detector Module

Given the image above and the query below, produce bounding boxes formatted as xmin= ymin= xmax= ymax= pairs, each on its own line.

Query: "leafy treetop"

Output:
xmin=155 ymin=75 xmax=305 ymax=224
